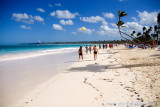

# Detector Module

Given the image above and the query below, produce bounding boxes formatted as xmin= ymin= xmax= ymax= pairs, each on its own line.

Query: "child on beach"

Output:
xmin=79 ymin=46 xmax=83 ymax=61
xmin=85 ymin=45 xmax=89 ymax=54
xmin=89 ymin=45 xmax=92 ymax=54
xmin=93 ymin=44 xmax=98 ymax=60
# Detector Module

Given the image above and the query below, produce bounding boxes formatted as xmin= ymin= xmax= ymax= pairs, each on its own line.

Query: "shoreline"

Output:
xmin=0 ymin=47 xmax=78 ymax=62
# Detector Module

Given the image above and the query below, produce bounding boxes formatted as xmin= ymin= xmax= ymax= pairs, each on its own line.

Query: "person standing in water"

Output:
xmin=89 ymin=45 xmax=92 ymax=54
xmin=85 ymin=45 xmax=89 ymax=54
xmin=93 ymin=44 xmax=98 ymax=60
xmin=78 ymin=46 xmax=83 ymax=61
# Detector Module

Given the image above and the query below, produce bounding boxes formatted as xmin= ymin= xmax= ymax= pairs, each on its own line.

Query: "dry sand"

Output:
xmin=10 ymin=45 xmax=160 ymax=107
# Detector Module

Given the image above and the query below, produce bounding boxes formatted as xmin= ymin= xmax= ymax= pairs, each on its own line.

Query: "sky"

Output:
xmin=0 ymin=0 xmax=160 ymax=44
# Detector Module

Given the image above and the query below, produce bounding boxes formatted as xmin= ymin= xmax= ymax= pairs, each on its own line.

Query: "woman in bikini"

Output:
xmin=93 ymin=44 xmax=98 ymax=60
xmin=78 ymin=46 xmax=83 ymax=61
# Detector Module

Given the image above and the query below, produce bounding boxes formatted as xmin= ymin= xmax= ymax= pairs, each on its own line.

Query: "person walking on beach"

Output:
xmin=103 ymin=44 xmax=105 ymax=49
xmin=85 ymin=45 xmax=89 ymax=54
xmin=79 ymin=46 xmax=83 ymax=61
xmin=99 ymin=44 xmax=101 ymax=49
xmin=93 ymin=44 xmax=98 ymax=60
xmin=89 ymin=45 xmax=92 ymax=54
xmin=106 ymin=44 xmax=108 ymax=49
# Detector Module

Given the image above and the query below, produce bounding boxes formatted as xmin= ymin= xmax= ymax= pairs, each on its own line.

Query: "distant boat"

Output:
xmin=37 ymin=40 xmax=41 ymax=44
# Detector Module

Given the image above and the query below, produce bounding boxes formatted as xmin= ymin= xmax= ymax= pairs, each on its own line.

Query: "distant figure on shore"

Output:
xmin=109 ymin=44 xmax=113 ymax=49
xmin=85 ymin=45 xmax=89 ymax=54
xmin=99 ymin=44 xmax=101 ymax=49
xmin=106 ymin=44 xmax=108 ymax=49
xmin=103 ymin=44 xmax=105 ymax=49
xmin=89 ymin=45 xmax=92 ymax=54
xmin=79 ymin=46 xmax=83 ymax=61
xmin=93 ymin=44 xmax=98 ymax=60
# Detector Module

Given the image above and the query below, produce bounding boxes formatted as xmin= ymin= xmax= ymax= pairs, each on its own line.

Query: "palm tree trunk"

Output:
xmin=118 ymin=28 xmax=132 ymax=42
xmin=120 ymin=31 xmax=141 ymax=43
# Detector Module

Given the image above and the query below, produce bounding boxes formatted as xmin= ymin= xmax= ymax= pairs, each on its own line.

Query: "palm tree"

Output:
xmin=154 ymin=25 xmax=158 ymax=34
xmin=116 ymin=10 xmax=141 ymax=43
xmin=143 ymin=27 xmax=146 ymax=34
xmin=131 ymin=31 xmax=136 ymax=36
xmin=158 ymin=13 xmax=160 ymax=24
xmin=137 ymin=32 xmax=141 ymax=37
xmin=157 ymin=13 xmax=160 ymax=44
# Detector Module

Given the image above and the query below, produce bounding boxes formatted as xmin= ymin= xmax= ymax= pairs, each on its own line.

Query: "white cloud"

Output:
xmin=110 ymin=23 xmax=117 ymax=28
xmin=102 ymin=20 xmax=108 ymax=25
xmin=37 ymin=8 xmax=45 ymax=12
xmin=51 ymin=10 xmax=79 ymax=19
xmin=72 ymin=32 xmax=76 ymax=35
xmin=125 ymin=22 xmax=143 ymax=32
xmin=55 ymin=3 xmax=61 ymax=6
xmin=12 ymin=13 xmax=44 ymax=24
xmin=103 ymin=12 xmax=115 ymax=19
xmin=97 ymin=25 xmax=119 ymax=36
xmin=12 ymin=13 xmax=34 ymax=24
xmin=137 ymin=11 xmax=158 ymax=25
xmin=53 ymin=24 xmax=65 ymax=31
xmin=50 ymin=12 xmax=55 ymax=16
xmin=60 ymin=20 xmax=74 ymax=25
xmin=131 ymin=17 xmax=137 ymax=21
xmin=20 ymin=25 xmax=31 ymax=30
xmin=77 ymin=28 xmax=95 ymax=34
xmin=72 ymin=27 xmax=94 ymax=35
xmin=34 ymin=16 xmax=44 ymax=22
xmin=12 ymin=13 xmax=29 ymax=19
xmin=80 ymin=16 xmax=105 ymax=23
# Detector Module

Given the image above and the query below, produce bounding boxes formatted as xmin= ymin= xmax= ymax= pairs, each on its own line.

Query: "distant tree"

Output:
xmin=158 ymin=13 xmax=160 ymax=24
xmin=157 ymin=13 xmax=160 ymax=44
xmin=131 ymin=31 xmax=136 ymax=36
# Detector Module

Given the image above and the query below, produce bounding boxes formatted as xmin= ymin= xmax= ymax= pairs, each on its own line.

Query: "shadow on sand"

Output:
xmin=150 ymin=54 xmax=160 ymax=59
xmin=67 ymin=63 xmax=160 ymax=73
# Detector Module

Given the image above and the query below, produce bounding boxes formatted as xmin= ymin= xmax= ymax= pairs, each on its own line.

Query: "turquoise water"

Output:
xmin=0 ymin=44 xmax=94 ymax=55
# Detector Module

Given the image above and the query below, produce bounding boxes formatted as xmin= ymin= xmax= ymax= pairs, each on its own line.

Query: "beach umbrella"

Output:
xmin=81 ymin=27 xmax=86 ymax=31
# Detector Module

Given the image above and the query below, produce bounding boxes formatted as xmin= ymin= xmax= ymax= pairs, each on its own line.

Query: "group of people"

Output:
xmin=102 ymin=44 xmax=114 ymax=49
xmin=78 ymin=44 xmax=98 ymax=61
xmin=78 ymin=44 xmax=115 ymax=61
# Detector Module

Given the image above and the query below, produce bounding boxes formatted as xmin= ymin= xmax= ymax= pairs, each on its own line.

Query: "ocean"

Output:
xmin=0 ymin=44 xmax=94 ymax=55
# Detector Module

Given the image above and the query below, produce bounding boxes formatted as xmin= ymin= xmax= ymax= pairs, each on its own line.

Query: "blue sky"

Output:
xmin=0 ymin=0 xmax=160 ymax=44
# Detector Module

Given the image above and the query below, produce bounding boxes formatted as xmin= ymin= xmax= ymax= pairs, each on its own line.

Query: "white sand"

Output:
xmin=0 ymin=50 xmax=77 ymax=107
xmin=1 ymin=45 xmax=160 ymax=107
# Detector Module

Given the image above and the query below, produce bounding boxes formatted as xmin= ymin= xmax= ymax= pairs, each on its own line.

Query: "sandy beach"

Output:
xmin=1 ymin=45 xmax=158 ymax=107
xmin=0 ymin=49 xmax=77 ymax=107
